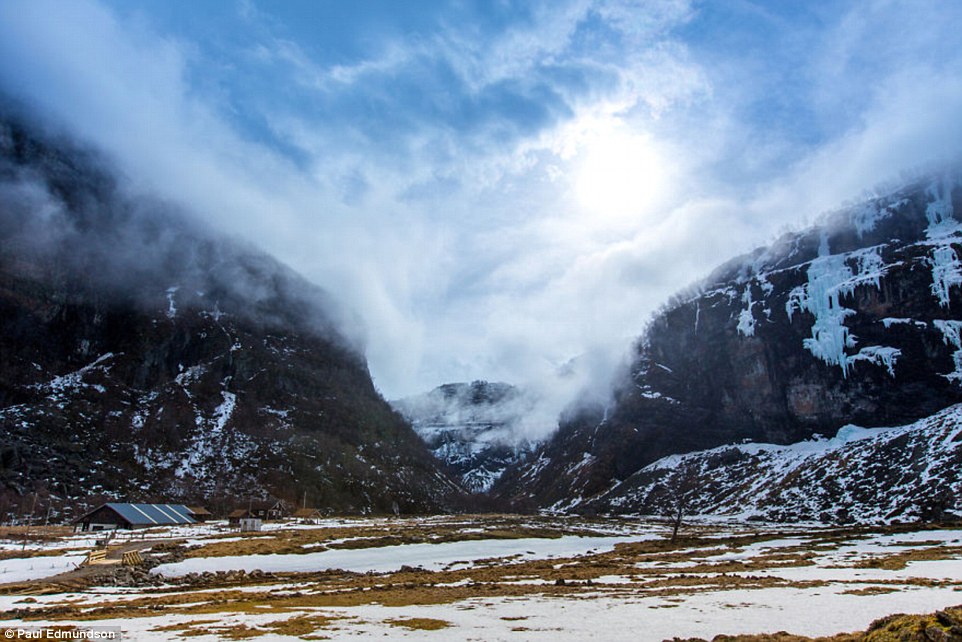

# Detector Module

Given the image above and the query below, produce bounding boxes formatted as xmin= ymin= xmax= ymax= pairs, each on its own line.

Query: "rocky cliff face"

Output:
xmin=0 ymin=117 xmax=464 ymax=518
xmin=495 ymin=172 xmax=962 ymax=515
xmin=392 ymin=381 xmax=536 ymax=494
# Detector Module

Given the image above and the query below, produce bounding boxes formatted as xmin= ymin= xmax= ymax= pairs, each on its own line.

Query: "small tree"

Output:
xmin=660 ymin=462 xmax=702 ymax=543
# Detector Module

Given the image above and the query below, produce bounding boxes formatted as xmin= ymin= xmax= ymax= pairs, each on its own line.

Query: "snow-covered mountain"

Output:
xmin=495 ymin=171 xmax=962 ymax=518
xmin=0 ymin=115 xmax=465 ymax=519
xmin=592 ymin=403 xmax=962 ymax=523
xmin=392 ymin=381 xmax=538 ymax=493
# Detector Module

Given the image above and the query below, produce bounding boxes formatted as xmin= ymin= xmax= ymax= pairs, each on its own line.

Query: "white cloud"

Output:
xmin=1 ymin=0 xmax=960 ymax=444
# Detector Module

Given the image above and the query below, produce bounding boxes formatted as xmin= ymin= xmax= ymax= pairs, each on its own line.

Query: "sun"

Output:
xmin=574 ymin=131 xmax=666 ymax=226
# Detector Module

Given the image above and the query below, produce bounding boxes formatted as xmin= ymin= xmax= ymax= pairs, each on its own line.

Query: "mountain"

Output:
xmin=494 ymin=172 xmax=962 ymax=518
xmin=598 ymin=403 xmax=962 ymax=523
xmin=0 ymin=115 xmax=464 ymax=519
xmin=391 ymin=381 xmax=537 ymax=493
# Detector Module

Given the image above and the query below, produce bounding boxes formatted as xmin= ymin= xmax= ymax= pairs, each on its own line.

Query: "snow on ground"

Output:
xmin=0 ymin=553 xmax=84 ymax=583
xmin=8 ymin=583 xmax=962 ymax=642
xmin=152 ymin=533 xmax=658 ymax=577
xmin=336 ymin=585 xmax=962 ymax=641
xmin=3 ymin=518 xmax=961 ymax=641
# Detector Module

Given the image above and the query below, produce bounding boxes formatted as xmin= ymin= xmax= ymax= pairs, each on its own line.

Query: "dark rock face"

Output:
xmin=495 ymin=173 xmax=962 ymax=512
xmin=392 ymin=381 xmax=536 ymax=494
xmin=0 ymin=117 xmax=463 ymax=518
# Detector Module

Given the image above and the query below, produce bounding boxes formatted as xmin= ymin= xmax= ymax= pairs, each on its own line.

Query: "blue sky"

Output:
xmin=1 ymin=0 xmax=961 ymax=432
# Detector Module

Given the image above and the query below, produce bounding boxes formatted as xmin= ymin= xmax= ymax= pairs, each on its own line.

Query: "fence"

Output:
xmin=121 ymin=551 xmax=144 ymax=566
xmin=84 ymin=549 xmax=108 ymax=565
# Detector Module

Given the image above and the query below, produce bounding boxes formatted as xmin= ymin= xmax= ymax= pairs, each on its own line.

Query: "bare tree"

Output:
xmin=655 ymin=462 xmax=702 ymax=543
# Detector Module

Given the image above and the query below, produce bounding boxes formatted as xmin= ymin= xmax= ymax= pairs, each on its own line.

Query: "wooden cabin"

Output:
xmin=186 ymin=506 xmax=213 ymax=522
xmin=228 ymin=500 xmax=287 ymax=525
xmin=292 ymin=507 xmax=323 ymax=524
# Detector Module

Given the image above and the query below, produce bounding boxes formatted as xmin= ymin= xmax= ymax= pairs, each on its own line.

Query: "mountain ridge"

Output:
xmin=493 ymin=171 xmax=962 ymax=518
xmin=592 ymin=402 xmax=962 ymax=523
xmin=0 ymin=115 xmax=465 ymax=519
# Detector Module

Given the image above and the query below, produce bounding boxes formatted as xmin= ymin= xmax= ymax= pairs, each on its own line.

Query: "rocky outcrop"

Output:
xmin=495 ymin=172 xmax=962 ymax=513
xmin=597 ymin=403 xmax=962 ymax=523
xmin=0 ymin=116 xmax=464 ymax=518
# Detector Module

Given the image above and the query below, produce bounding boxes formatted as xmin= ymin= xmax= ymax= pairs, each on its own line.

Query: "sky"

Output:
xmin=1 ymin=0 xmax=961 ymax=431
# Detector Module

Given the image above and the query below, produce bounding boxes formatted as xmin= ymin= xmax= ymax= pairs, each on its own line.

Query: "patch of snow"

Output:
xmin=880 ymin=317 xmax=927 ymax=328
xmin=925 ymin=177 xmax=958 ymax=234
xmin=851 ymin=200 xmax=891 ymax=237
xmin=212 ymin=391 xmax=237 ymax=434
xmin=0 ymin=554 xmax=84 ymax=583
xmin=934 ymin=319 xmax=962 ymax=382
xmin=847 ymin=345 xmax=901 ymax=377
xmin=152 ymin=534 xmax=657 ymax=577
xmin=736 ymin=287 xmax=756 ymax=337
xmin=923 ymin=177 xmax=962 ymax=307
xmin=522 ymin=454 xmax=552 ymax=481
xmin=635 ymin=387 xmax=680 ymax=404
xmin=929 ymin=244 xmax=962 ymax=307
xmin=32 ymin=353 xmax=116 ymax=396
xmin=175 ymin=388 xmax=241 ymax=479
xmin=569 ymin=452 xmax=595 ymax=474
xmin=165 ymin=286 xmax=179 ymax=319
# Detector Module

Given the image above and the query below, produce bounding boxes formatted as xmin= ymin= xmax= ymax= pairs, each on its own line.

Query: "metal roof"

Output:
xmin=103 ymin=503 xmax=196 ymax=526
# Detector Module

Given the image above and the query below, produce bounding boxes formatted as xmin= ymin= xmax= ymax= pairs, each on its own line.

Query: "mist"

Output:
xmin=1 ymin=0 xmax=961 ymax=444
xmin=0 ymin=113 xmax=360 ymax=352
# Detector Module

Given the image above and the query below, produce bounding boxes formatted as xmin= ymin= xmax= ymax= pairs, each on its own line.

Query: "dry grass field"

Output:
xmin=0 ymin=515 xmax=959 ymax=640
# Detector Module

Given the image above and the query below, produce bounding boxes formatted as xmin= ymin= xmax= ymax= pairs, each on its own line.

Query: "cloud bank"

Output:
xmin=1 ymin=0 xmax=961 ymax=439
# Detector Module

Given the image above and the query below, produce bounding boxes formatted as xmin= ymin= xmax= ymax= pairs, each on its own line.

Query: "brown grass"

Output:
xmin=151 ymin=619 xmax=220 ymax=631
xmin=0 ymin=526 xmax=73 ymax=542
xmin=185 ymin=517 xmax=589 ymax=559
xmin=262 ymin=614 xmax=342 ymax=636
xmin=839 ymin=586 xmax=900 ymax=596
xmin=150 ymin=614 xmax=342 ymax=640
xmin=854 ymin=545 xmax=962 ymax=571
xmin=861 ymin=605 xmax=962 ymax=641
xmin=4 ymin=517 xmax=961 ymax=641
xmin=0 ymin=548 xmax=80 ymax=561
xmin=384 ymin=617 xmax=452 ymax=631
xmin=5 ymin=542 xmax=839 ymax=623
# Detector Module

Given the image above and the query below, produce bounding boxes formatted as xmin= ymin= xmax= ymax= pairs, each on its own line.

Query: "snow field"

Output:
xmin=2 ymin=518 xmax=961 ymax=641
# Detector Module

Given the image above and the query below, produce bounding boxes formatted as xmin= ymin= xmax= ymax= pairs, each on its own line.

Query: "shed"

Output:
xmin=293 ymin=508 xmax=323 ymax=524
xmin=74 ymin=503 xmax=196 ymax=532
xmin=186 ymin=506 xmax=213 ymax=522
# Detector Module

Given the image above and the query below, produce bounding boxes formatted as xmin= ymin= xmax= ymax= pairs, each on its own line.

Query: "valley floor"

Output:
xmin=0 ymin=515 xmax=960 ymax=641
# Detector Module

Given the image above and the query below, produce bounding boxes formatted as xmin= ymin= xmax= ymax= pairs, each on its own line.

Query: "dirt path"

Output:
xmin=0 ymin=540 xmax=164 ymax=595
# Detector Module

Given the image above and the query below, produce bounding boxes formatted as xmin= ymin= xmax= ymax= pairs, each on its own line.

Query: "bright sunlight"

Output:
xmin=574 ymin=131 xmax=666 ymax=226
